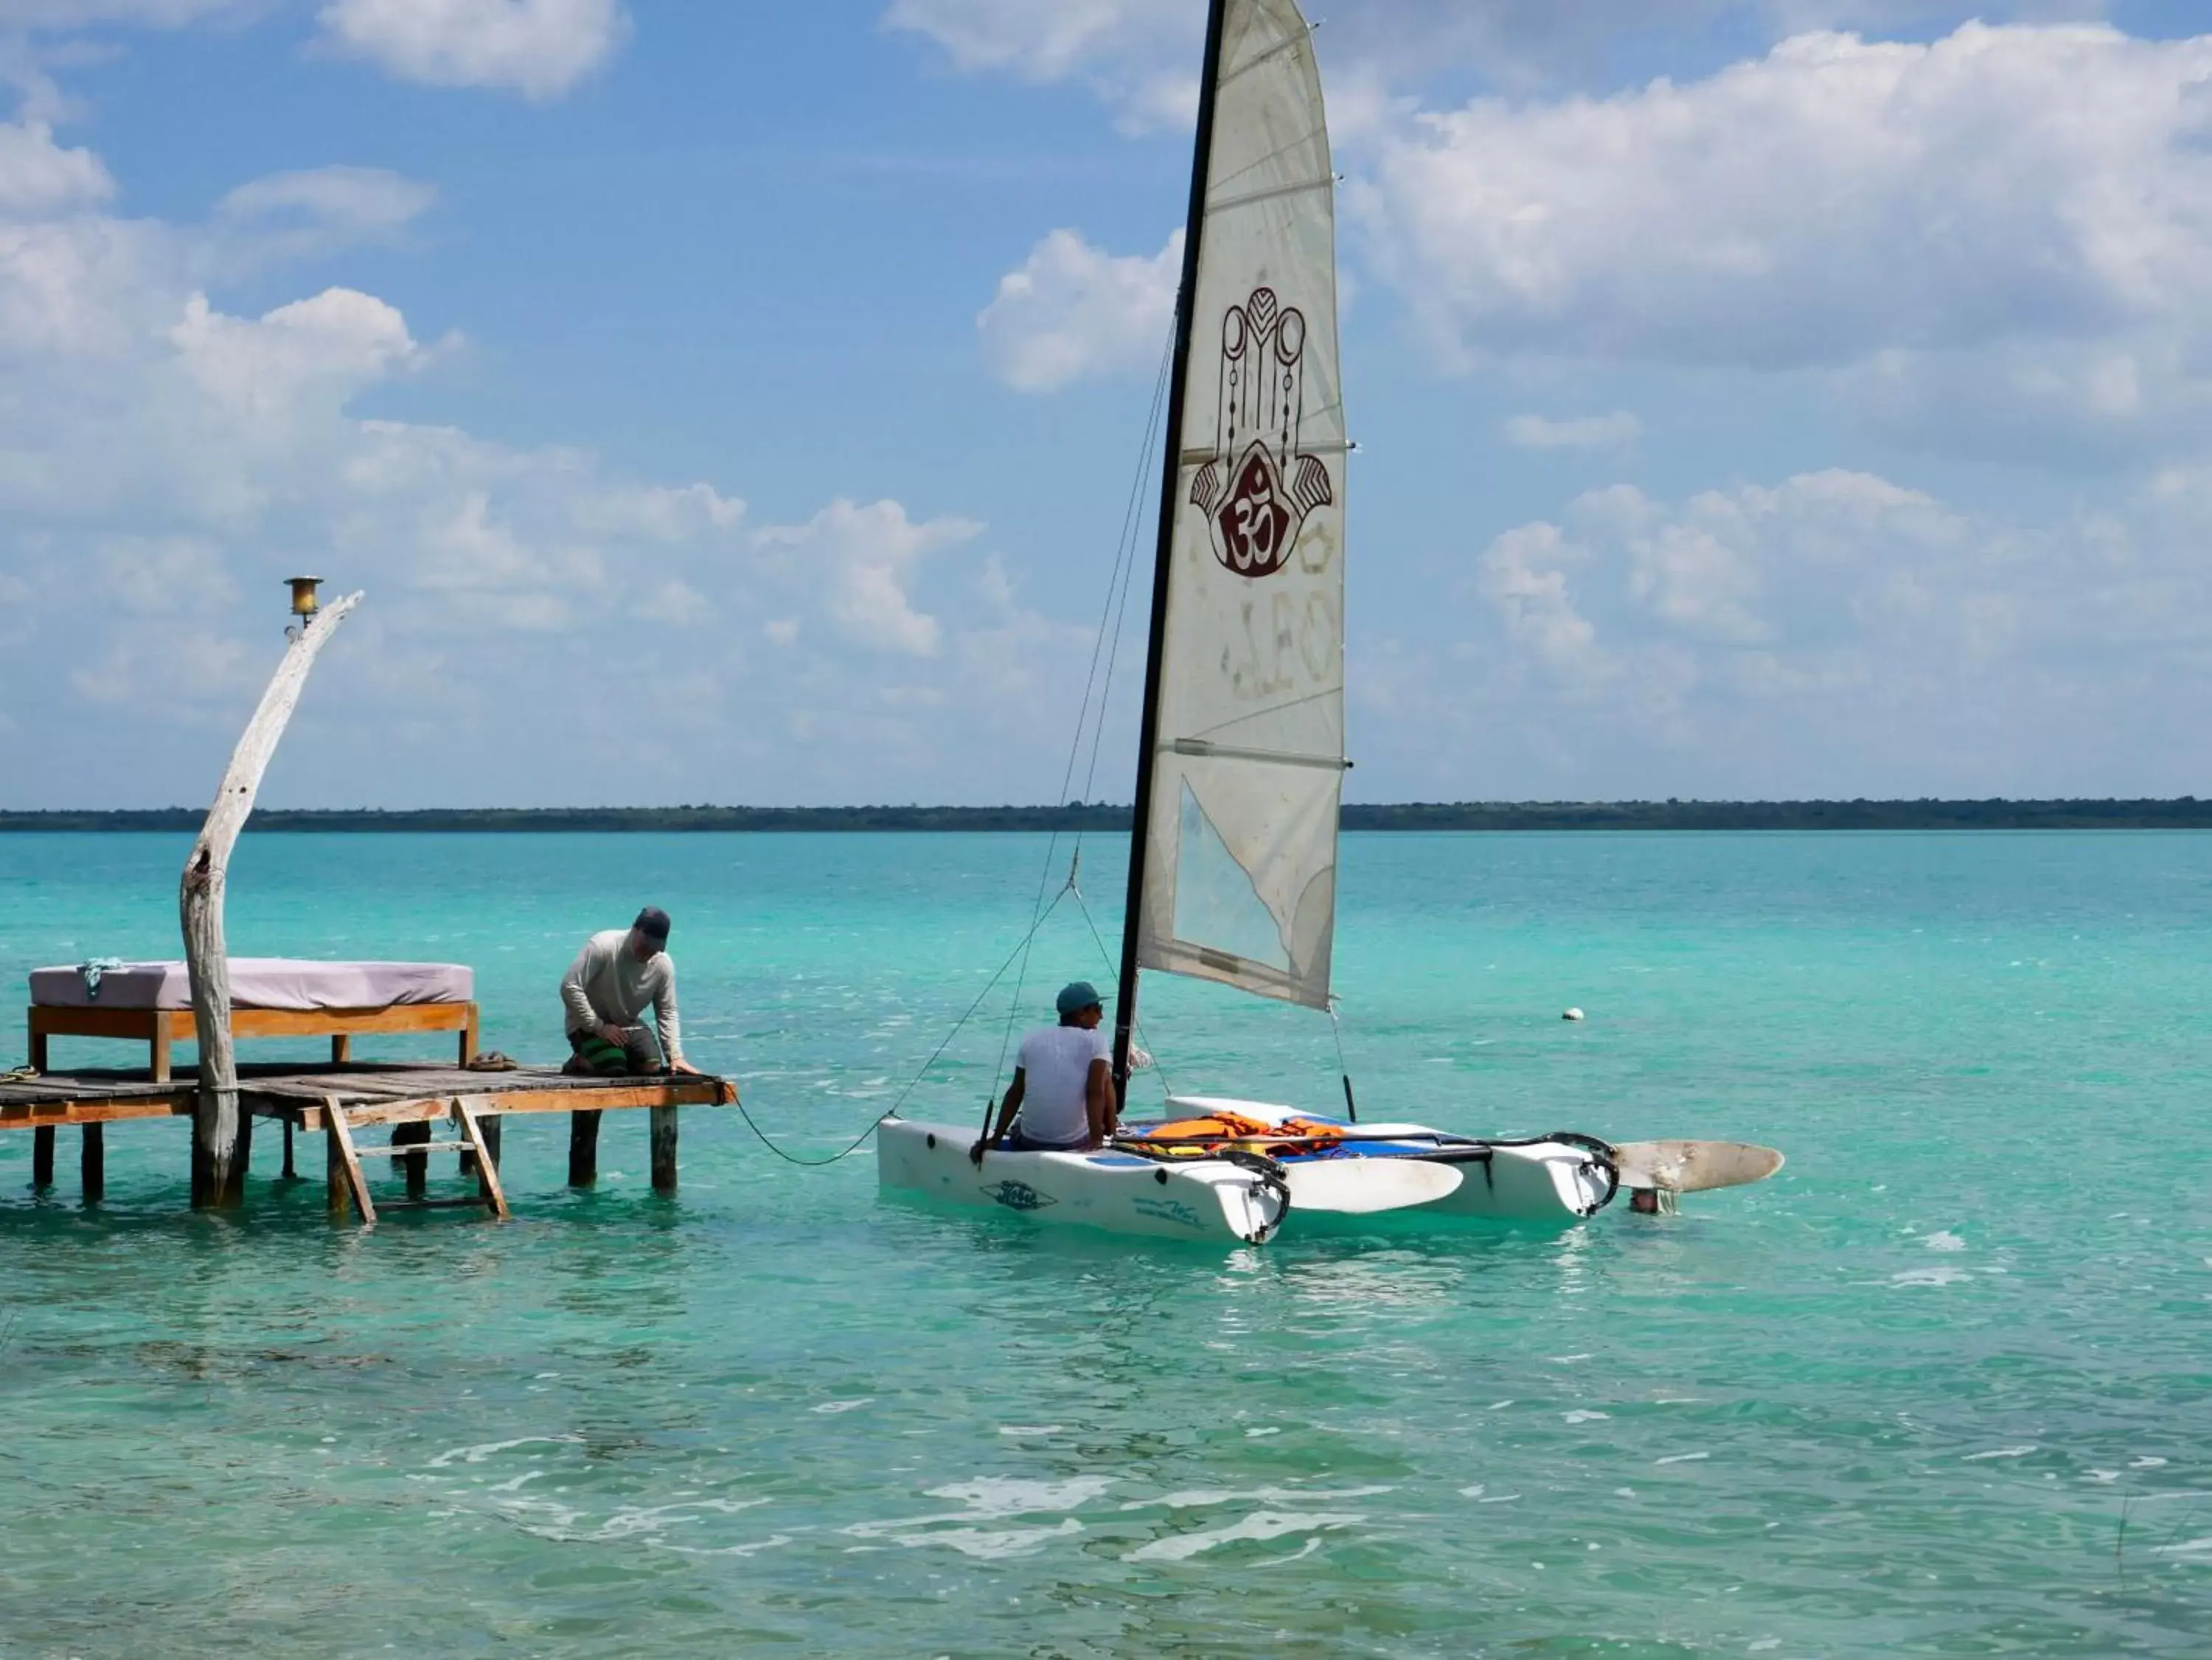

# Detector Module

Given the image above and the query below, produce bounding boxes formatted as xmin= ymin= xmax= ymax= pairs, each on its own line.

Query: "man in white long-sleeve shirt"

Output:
xmin=560 ymin=907 xmax=699 ymax=1075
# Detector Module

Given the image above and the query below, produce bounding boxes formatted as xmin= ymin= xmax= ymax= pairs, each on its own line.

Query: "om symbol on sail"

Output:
xmin=1189 ymin=287 xmax=1334 ymax=580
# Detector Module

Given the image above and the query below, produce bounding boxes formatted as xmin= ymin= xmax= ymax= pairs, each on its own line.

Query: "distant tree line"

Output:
xmin=3 ymin=799 xmax=2210 ymax=832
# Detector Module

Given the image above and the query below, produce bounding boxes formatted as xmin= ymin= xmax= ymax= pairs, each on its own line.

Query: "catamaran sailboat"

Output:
xmin=877 ymin=0 xmax=1778 ymax=1244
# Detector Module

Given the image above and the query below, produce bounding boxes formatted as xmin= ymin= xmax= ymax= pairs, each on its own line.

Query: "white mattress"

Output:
xmin=29 ymin=959 xmax=473 ymax=1011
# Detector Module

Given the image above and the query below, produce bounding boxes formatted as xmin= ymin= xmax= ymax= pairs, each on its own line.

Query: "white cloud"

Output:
xmin=171 ymin=287 xmax=425 ymax=428
xmin=882 ymin=0 xmax=2072 ymax=125
xmin=0 ymin=116 xmax=111 ymax=215
xmin=978 ymin=227 xmax=1178 ymax=391
xmin=0 ymin=92 xmax=1119 ymax=809
xmin=754 ymin=498 xmax=981 ymax=658
xmin=1501 ymin=411 xmax=1642 ymax=450
xmin=1357 ymin=25 xmax=2212 ymax=373
xmin=1430 ymin=464 xmax=2212 ymax=795
xmin=218 ymin=165 xmax=438 ymax=238
xmin=885 ymin=0 xmax=1197 ymax=130
xmin=316 ymin=0 xmax=630 ymax=100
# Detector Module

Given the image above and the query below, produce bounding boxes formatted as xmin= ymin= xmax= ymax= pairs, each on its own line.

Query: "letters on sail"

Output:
xmin=1136 ymin=0 xmax=1346 ymax=1011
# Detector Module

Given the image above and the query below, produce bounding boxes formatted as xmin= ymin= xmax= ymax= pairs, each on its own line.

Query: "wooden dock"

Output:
xmin=0 ymin=1062 xmax=737 ymax=1221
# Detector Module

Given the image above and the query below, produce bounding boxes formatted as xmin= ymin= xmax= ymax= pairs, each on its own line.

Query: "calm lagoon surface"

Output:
xmin=0 ymin=830 xmax=2207 ymax=1656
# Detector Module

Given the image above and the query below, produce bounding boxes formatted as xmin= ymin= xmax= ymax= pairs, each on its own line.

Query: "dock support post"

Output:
xmin=650 ymin=1105 xmax=678 ymax=1194
xmin=327 ymin=1117 xmax=352 ymax=1219
xmin=282 ymin=1118 xmax=296 ymax=1179
xmin=568 ymin=1109 xmax=602 ymax=1188
xmin=81 ymin=1125 xmax=103 ymax=1204
xmin=392 ymin=1120 xmax=430 ymax=1199
xmin=180 ymin=590 xmax=361 ymax=1210
xmin=460 ymin=1113 xmax=501 ymax=1179
xmin=32 ymin=1126 xmax=54 ymax=1189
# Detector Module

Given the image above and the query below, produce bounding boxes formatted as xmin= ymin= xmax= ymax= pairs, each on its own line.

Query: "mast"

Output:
xmin=1115 ymin=0 xmax=1232 ymax=1095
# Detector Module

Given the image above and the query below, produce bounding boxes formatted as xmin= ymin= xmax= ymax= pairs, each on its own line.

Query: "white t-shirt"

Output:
xmin=1014 ymin=1024 xmax=1113 ymax=1145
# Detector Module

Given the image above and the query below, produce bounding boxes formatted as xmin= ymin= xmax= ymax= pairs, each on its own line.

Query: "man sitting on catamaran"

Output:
xmin=560 ymin=907 xmax=699 ymax=1076
xmin=970 ymin=982 xmax=1117 ymax=1159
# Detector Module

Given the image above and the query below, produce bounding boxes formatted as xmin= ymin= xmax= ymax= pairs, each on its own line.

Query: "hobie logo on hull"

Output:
xmin=1133 ymin=1196 xmax=1206 ymax=1231
xmin=983 ymin=1180 xmax=1056 ymax=1212
xmin=1190 ymin=286 xmax=1333 ymax=581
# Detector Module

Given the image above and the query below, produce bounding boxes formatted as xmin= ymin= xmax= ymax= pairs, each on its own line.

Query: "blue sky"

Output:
xmin=3 ymin=0 xmax=2211 ymax=808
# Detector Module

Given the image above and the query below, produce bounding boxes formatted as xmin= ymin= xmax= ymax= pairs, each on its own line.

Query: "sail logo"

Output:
xmin=1190 ymin=287 xmax=1334 ymax=580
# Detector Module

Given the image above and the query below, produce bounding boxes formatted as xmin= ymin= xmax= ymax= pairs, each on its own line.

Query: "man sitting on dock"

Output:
xmin=970 ymin=981 xmax=1116 ymax=1160
xmin=561 ymin=907 xmax=699 ymax=1076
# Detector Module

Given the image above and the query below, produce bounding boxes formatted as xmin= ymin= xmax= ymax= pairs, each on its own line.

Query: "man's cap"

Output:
xmin=1056 ymin=980 xmax=1102 ymax=1016
xmin=634 ymin=906 xmax=672 ymax=942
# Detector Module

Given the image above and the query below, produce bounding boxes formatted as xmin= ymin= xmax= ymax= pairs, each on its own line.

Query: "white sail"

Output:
xmin=1135 ymin=0 xmax=1345 ymax=1011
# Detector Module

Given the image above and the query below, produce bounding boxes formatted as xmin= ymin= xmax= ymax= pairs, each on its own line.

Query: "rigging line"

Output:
xmin=911 ymin=883 xmax=1074 ymax=1114
xmin=1069 ymin=879 xmax=1178 ymax=1101
xmin=742 ymin=883 xmax=1078 ymax=1168
xmin=1079 ymin=324 xmax=1178 ymax=815
xmin=993 ymin=320 xmax=1174 ymax=1088
xmin=998 ymin=318 xmax=1178 ymax=1094
xmin=1326 ymin=1001 xmax=1359 ymax=1123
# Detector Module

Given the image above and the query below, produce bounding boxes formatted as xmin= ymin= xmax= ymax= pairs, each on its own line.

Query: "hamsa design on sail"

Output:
xmin=1189 ymin=286 xmax=1334 ymax=580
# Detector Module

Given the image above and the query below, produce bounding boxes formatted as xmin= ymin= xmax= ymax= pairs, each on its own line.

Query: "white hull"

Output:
xmin=877 ymin=1098 xmax=1613 ymax=1245
xmin=877 ymin=1119 xmax=1290 ymax=1244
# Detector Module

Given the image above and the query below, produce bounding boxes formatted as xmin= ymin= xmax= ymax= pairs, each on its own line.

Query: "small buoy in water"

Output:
xmin=1562 ymin=1008 xmax=1585 ymax=1022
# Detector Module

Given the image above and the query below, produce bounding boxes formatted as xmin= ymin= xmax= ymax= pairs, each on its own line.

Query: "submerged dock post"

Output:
xmin=80 ymin=1125 xmax=103 ymax=1204
xmin=180 ymin=586 xmax=361 ymax=1210
xmin=568 ymin=1109 xmax=602 ymax=1187
xmin=392 ymin=1120 xmax=431 ymax=1199
xmin=31 ymin=1126 xmax=54 ymax=1189
xmin=650 ymin=1104 xmax=678 ymax=1193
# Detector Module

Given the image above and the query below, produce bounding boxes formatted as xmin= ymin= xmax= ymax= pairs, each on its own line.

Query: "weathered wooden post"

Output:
xmin=568 ymin=1109 xmax=602 ymax=1187
xmin=81 ymin=1125 xmax=104 ymax=1204
xmin=325 ymin=1114 xmax=352 ymax=1220
xmin=650 ymin=1104 xmax=678 ymax=1193
xmin=31 ymin=1126 xmax=54 ymax=1189
xmin=181 ymin=584 xmax=361 ymax=1210
xmin=392 ymin=1119 xmax=431 ymax=1199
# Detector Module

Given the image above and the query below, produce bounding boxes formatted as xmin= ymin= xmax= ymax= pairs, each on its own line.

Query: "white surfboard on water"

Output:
xmin=1613 ymin=1140 xmax=1785 ymax=1193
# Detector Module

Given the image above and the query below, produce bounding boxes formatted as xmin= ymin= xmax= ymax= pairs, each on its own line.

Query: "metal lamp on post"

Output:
xmin=285 ymin=575 xmax=324 ymax=640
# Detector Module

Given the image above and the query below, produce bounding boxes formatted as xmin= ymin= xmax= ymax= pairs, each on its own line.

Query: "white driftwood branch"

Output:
xmin=181 ymin=590 xmax=363 ymax=1207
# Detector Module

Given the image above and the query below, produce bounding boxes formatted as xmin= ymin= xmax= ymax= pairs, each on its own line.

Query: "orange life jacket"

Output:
xmin=1119 ymin=1111 xmax=1350 ymax=1159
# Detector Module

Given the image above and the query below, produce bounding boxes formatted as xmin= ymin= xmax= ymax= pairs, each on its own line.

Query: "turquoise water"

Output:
xmin=0 ymin=831 xmax=2207 ymax=1656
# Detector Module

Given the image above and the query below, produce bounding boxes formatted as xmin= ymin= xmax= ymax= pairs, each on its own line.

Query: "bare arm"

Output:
xmin=653 ymin=960 xmax=696 ymax=1073
xmin=1085 ymin=1058 xmax=1114 ymax=1148
xmin=971 ymin=1070 xmax=1025 ymax=1163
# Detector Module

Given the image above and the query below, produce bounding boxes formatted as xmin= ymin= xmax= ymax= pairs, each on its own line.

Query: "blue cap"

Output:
xmin=1056 ymin=980 xmax=1102 ymax=1016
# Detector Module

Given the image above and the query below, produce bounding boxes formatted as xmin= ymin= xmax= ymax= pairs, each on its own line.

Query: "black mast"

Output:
xmin=1114 ymin=0 xmax=1231 ymax=1095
